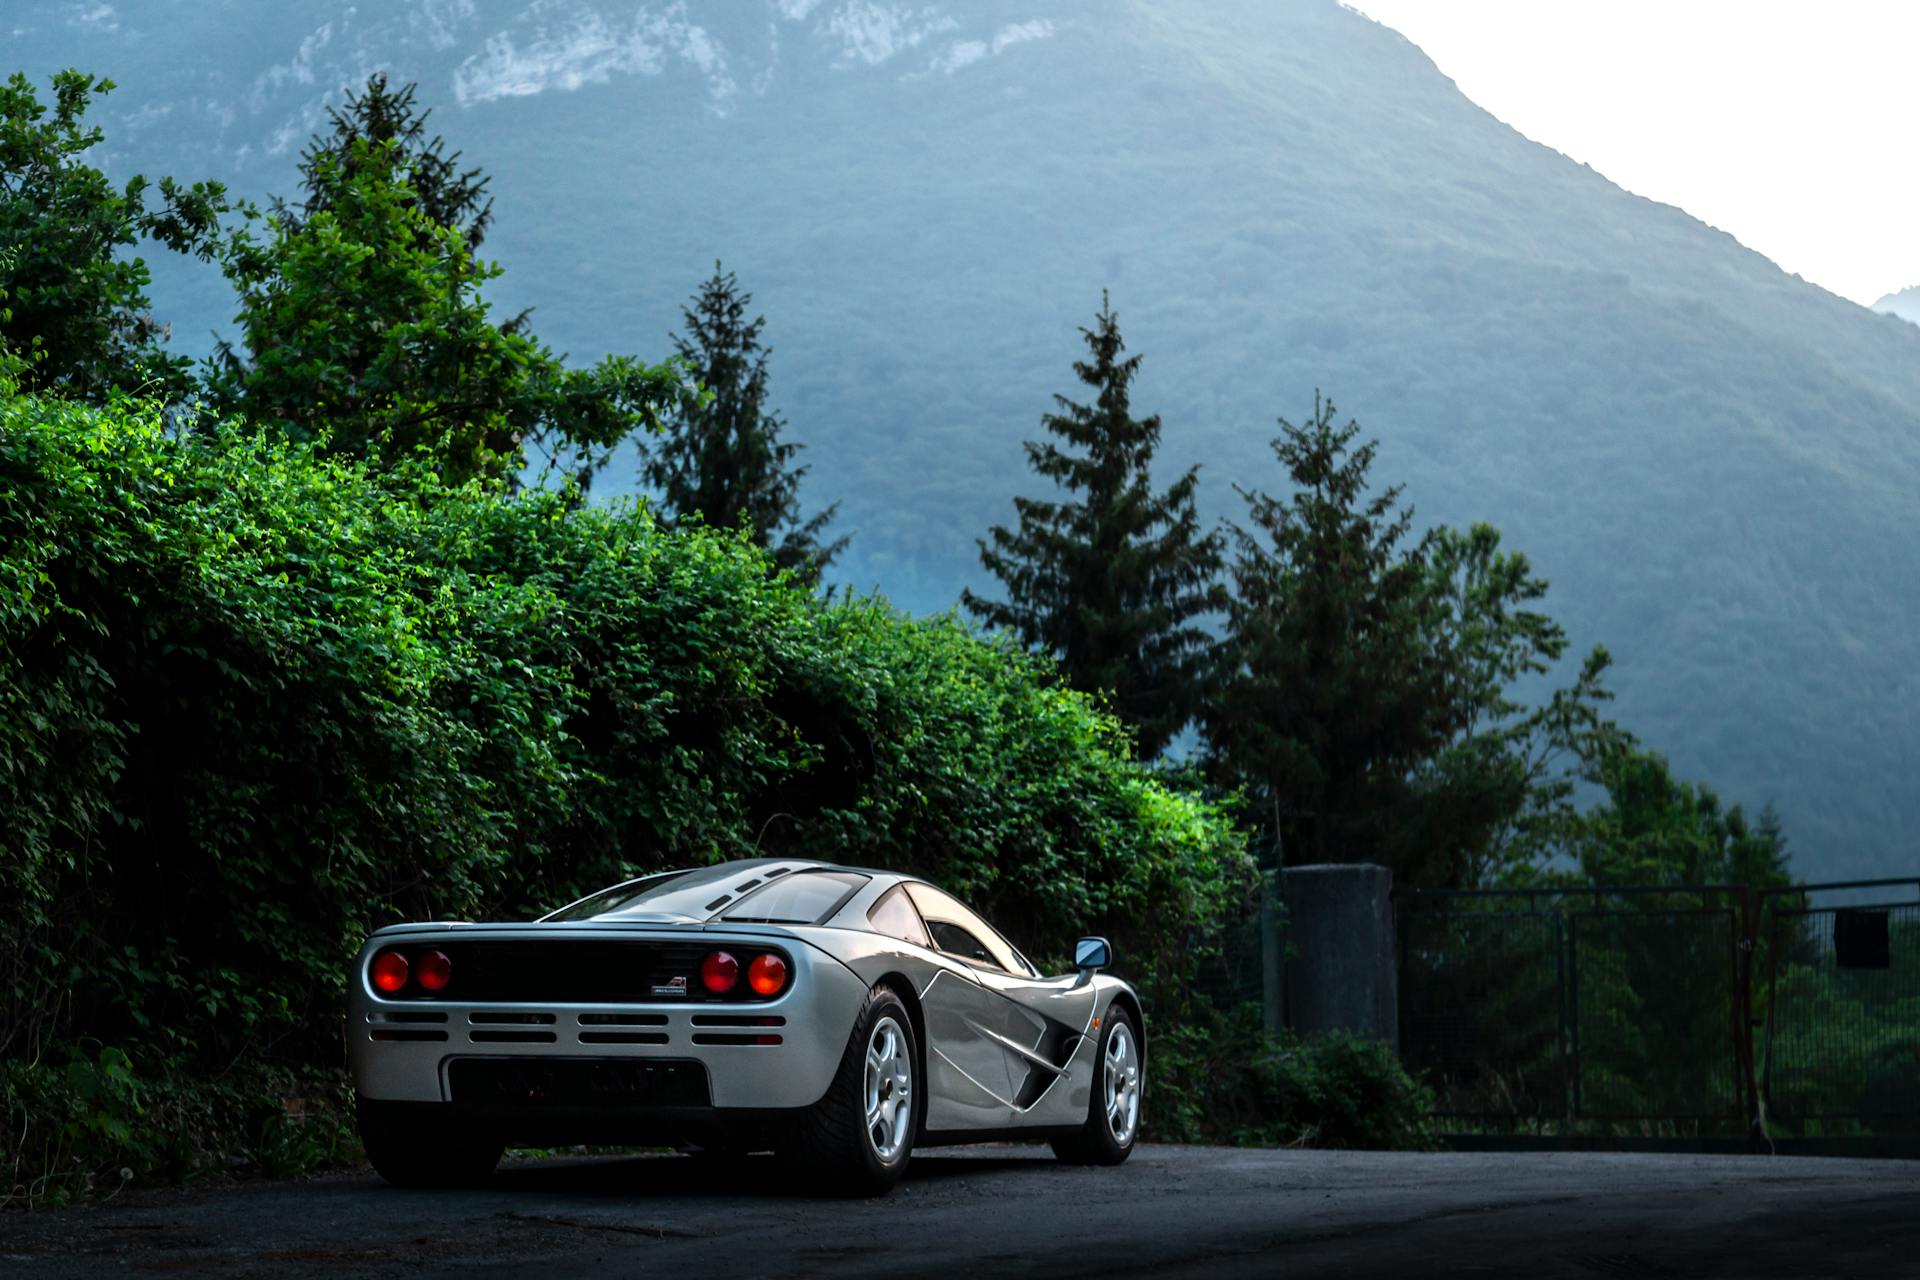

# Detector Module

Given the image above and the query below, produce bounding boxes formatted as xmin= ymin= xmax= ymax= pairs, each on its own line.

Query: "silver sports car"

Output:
xmin=347 ymin=858 xmax=1143 ymax=1195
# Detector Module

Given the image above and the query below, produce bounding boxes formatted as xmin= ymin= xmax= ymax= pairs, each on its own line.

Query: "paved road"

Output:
xmin=4 ymin=1145 xmax=1916 ymax=1278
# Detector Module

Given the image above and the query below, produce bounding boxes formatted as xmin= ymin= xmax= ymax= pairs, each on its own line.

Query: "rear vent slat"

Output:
xmin=470 ymin=1030 xmax=558 ymax=1044
xmin=469 ymin=1012 xmax=557 ymax=1025
xmin=691 ymin=1033 xmax=783 ymax=1046
xmin=579 ymin=1014 xmax=669 ymax=1026
xmin=579 ymin=1032 xmax=671 ymax=1045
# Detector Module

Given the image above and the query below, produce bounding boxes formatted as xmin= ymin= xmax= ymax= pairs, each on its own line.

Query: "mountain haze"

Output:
xmin=13 ymin=0 xmax=1920 ymax=881
xmin=1874 ymin=286 xmax=1920 ymax=326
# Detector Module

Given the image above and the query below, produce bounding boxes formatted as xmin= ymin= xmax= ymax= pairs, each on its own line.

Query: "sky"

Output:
xmin=1350 ymin=0 xmax=1920 ymax=307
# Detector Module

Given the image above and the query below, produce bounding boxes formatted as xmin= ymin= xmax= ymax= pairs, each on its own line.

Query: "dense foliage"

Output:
xmin=646 ymin=263 xmax=844 ymax=578
xmin=964 ymin=298 xmax=1224 ymax=759
xmin=36 ymin=0 xmax=1912 ymax=880
xmin=1151 ymin=1009 xmax=1435 ymax=1151
xmin=0 ymin=70 xmax=224 ymax=401
xmin=0 ymin=390 xmax=1250 ymax=1202
xmin=202 ymin=76 xmax=681 ymax=487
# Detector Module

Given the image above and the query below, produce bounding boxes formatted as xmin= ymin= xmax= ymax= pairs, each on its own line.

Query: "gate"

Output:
xmin=1398 ymin=880 xmax=1919 ymax=1135
xmin=1761 ymin=893 xmax=1920 ymax=1129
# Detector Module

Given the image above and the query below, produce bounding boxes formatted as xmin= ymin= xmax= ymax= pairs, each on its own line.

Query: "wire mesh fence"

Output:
xmin=1399 ymin=909 xmax=1564 ymax=1121
xmin=1763 ymin=901 xmax=1920 ymax=1124
xmin=1569 ymin=909 xmax=1742 ymax=1121
xmin=1395 ymin=881 xmax=1918 ymax=1134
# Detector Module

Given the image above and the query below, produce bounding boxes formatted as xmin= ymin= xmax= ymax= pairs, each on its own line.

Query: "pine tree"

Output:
xmin=962 ymin=295 xmax=1224 ymax=759
xmin=647 ymin=263 xmax=844 ymax=579
xmin=1202 ymin=394 xmax=1459 ymax=868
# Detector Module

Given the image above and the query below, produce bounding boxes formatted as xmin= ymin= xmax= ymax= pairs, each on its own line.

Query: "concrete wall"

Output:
xmin=1279 ymin=863 xmax=1397 ymax=1048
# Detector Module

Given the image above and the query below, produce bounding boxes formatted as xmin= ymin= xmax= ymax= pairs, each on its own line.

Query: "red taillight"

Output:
xmin=371 ymin=950 xmax=409 ymax=994
xmin=415 ymin=949 xmax=452 ymax=993
xmin=701 ymin=951 xmax=739 ymax=994
xmin=748 ymin=952 xmax=788 ymax=997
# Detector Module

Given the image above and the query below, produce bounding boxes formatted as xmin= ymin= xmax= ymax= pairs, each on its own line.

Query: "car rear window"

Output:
xmin=721 ymin=870 xmax=869 ymax=924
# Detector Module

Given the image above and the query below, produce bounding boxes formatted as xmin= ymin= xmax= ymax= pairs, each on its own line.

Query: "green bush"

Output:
xmin=0 ymin=389 xmax=1252 ymax=1200
xmin=1150 ymin=1007 xmax=1437 ymax=1150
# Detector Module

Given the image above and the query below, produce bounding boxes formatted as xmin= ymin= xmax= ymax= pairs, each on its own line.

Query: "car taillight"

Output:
xmin=416 ymin=949 xmax=453 ymax=993
xmin=748 ymin=952 xmax=788 ymax=997
xmin=371 ymin=950 xmax=409 ymax=994
xmin=701 ymin=951 xmax=739 ymax=994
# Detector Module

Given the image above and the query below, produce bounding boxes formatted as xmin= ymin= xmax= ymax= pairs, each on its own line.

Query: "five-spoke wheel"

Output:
xmin=1053 ymin=1005 xmax=1141 ymax=1166
xmin=784 ymin=985 xmax=921 ymax=1196
xmin=1103 ymin=1018 xmax=1140 ymax=1147
xmin=865 ymin=1014 xmax=914 ymax=1162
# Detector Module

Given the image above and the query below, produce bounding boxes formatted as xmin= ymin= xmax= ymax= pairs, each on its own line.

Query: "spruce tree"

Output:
xmin=1201 ymin=394 xmax=1459 ymax=868
xmin=282 ymin=74 xmax=493 ymax=250
xmin=962 ymin=295 xmax=1224 ymax=760
xmin=647 ymin=263 xmax=844 ymax=579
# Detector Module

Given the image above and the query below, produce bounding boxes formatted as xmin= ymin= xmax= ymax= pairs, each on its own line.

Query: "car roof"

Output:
xmin=542 ymin=857 xmax=915 ymax=925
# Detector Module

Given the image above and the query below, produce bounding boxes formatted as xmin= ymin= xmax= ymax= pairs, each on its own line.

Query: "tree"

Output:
xmin=204 ymin=77 xmax=678 ymax=488
xmin=962 ymin=296 xmax=1224 ymax=759
xmin=646 ymin=263 xmax=844 ymax=578
xmin=281 ymin=74 xmax=492 ymax=250
xmin=0 ymin=70 xmax=225 ymax=401
xmin=1568 ymin=745 xmax=1792 ymax=890
xmin=1398 ymin=524 xmax=1625 ymax=885
xmin=1203 ymin=398 xmax=1635 ymax=887
xmin=1203 ymin=394 xmax=1459 ymax=870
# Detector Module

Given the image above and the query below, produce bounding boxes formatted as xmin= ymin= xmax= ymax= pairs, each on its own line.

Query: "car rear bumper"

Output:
xmin=346 ymin=929 xmax=866 ymax=1111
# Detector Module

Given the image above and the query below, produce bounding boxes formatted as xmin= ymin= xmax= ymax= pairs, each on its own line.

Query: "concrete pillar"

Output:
xmin=1280 ymin=863 xmax=1397 ymax=1049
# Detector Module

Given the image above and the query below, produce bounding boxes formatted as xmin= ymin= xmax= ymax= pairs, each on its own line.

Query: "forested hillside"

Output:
xmin=14 ymin=0 xmax=1920 ymax=878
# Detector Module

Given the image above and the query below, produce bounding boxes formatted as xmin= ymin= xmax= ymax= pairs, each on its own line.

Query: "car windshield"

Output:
xmin=542 ymin=863 xmax=795 ymax=922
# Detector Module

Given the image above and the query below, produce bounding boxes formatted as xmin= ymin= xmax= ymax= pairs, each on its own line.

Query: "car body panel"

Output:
xmin=345 ymin=860 xmax=1142 ymax=1147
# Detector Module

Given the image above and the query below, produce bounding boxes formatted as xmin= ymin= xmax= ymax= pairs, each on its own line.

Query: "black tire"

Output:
xmin=1052 ymin=1005 xmax=1141 ymax=1166
xmin=358 ymin=1101 xmax=504 ymax=1189
xmin=779 ymin=985 xmax=920 ymax=1197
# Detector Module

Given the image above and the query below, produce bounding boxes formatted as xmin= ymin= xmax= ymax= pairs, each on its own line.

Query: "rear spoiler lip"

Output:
xmin=363 ymin=920 xmax=808 ymax=942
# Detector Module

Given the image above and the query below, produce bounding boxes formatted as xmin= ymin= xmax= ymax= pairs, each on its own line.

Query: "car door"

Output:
xmin=904 ymin=884 xmax=1090 ymax=1122
xmin=965 ymin=965 xmax=1098 ymax=1115
xmin=866 ymin=884 xmax=1015 ymax=1131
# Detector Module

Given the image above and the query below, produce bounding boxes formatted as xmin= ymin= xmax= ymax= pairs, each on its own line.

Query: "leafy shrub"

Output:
xmin=0 ymin=389 xmax=1252 ymax=1197
xmin=1150 ymin=1007 xmax=1436 ymax=1151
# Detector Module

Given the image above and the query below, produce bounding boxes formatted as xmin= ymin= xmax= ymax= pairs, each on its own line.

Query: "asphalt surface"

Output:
xmin=4 ymin=1144 xmax=1917 ymax=1279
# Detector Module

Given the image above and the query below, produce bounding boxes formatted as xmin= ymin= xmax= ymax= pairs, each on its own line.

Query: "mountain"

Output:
xmin=12 ymin=0 xmax=1920 ymax=882
xmin=1873 ymin=286 xmax=1920 ymax=326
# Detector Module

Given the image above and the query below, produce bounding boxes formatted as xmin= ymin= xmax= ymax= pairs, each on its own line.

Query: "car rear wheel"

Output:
xmin=1052 ymin=1006 xmax=1140 ymax=1166
xmin=780 ymin=985 xmax=919 ymax=1196
xmin=358 ymin=1101 xmax=504 ymax=1188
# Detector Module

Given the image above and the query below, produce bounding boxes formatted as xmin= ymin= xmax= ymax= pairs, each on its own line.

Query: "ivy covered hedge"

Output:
xmin=0 ymin=391 xmax=1254 ymax=1201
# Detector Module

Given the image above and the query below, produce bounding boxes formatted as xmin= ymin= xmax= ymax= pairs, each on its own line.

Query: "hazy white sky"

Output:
xmin=1350 ymin=1 xmax=1920 ymax=306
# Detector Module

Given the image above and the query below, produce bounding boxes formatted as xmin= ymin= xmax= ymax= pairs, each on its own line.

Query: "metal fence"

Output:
xmin=1399 ymin=908 xmax=1564 ymax=1120
xmin=1397 ymin=880 xmax=1920 ymax=1134
xmin=1762 ymin=897 xmax=1920 ymax=1127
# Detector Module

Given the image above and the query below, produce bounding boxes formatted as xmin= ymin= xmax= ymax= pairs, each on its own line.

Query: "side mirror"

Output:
xmin=1074 ymin=936 xmax=1112 ymax=971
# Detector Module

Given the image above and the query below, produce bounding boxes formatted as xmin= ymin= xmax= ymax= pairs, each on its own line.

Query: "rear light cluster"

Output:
xmin=700 ymin=949 xmax=789 ymax=999
xmin=369 ymin=947 xmax=453 ymax=995
xmin=367 ymin=945 xmax=791 ymax=1001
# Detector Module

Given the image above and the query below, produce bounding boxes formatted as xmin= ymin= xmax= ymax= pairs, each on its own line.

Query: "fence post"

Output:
xmin=1280 ymin=863 xmax=1397 ymax=1049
